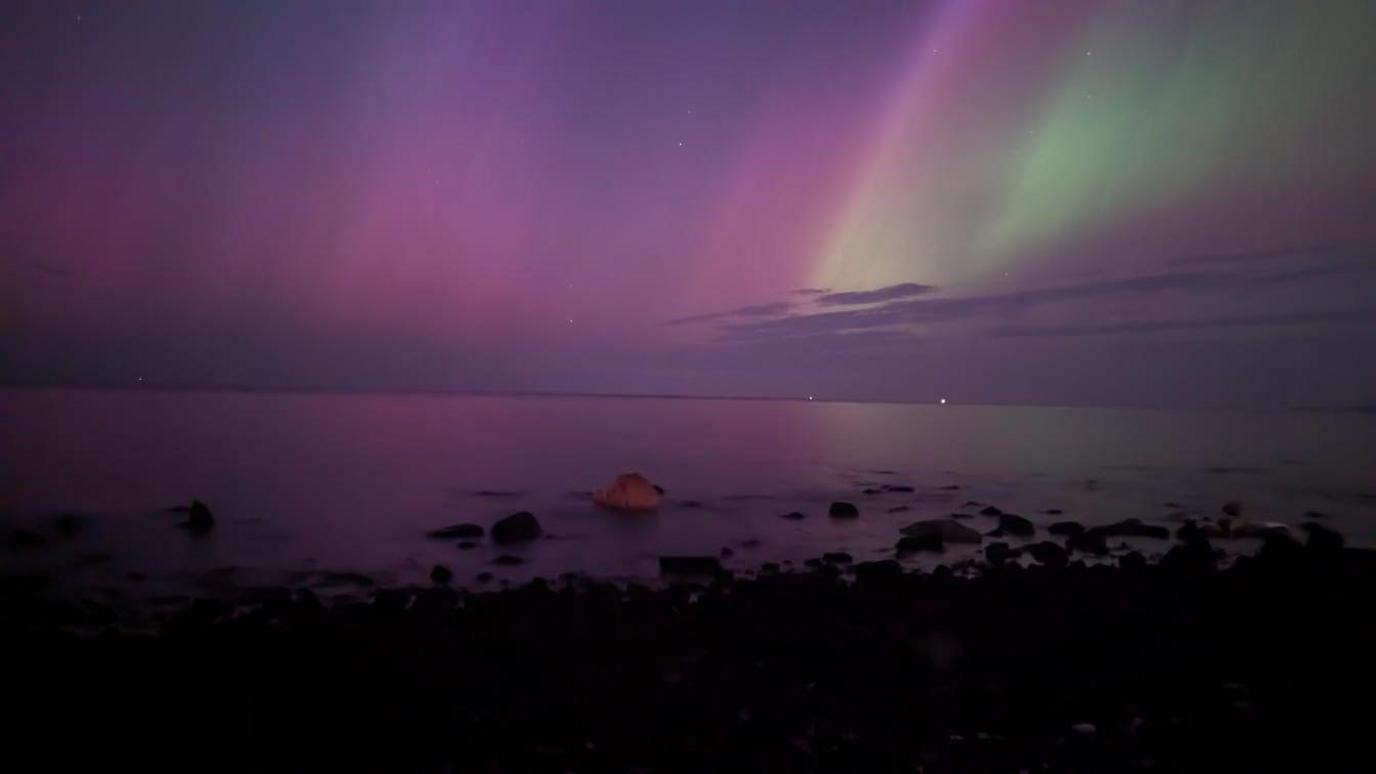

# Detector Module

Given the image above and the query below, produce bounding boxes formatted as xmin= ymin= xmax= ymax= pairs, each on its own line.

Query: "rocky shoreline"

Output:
xmin=5 ymin=516 xmax=1376 ymax=772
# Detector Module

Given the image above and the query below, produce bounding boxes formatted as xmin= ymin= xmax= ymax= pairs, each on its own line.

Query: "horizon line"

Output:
xmin=0 ymin=381 xmax=1363 ymax=415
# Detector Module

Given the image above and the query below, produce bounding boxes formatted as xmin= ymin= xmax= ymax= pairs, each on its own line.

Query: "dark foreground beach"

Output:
xmin=5 ymin=522 xmax=1375 ymax=773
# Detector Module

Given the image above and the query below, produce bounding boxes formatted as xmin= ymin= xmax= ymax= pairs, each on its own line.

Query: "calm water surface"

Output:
xmin=3 ymin=389 xmax=1374 ymax=591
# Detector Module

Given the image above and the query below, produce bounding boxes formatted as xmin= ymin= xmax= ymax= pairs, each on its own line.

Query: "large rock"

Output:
xmin=1303 ymin=522 xmax=1345 ymax=552
xmin=592 ymin=473 xmax=662 ymax=511
xmin=901 ymin=519 xmax=983 ymax=544
xmin=1098 ymin=519 xmax=1169 ymax=540
xmin=829 ymin=501 xmax=860 ymax=519
xmin=896 ymin=534 xmax=944 ymax=554
xmin=491 ymin=511 xmax=542 ymax=543
xmin=985 ymin=542 xmax=1019 ymax=565
xmin=1066 ymin=530 xmax=1109 ymax=555
xmin=1027 ymin=541 xmax=1068 ymax=568
xmin=184 ymin=500 xmax=214 ymax=535
xmin=997 ymin=513 xmax=1035 ymax=537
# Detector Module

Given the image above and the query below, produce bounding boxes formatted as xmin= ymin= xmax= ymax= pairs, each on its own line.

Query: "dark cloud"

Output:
xmin=721 ymin=269 xmax=1234 ymax=340
xmin=986 ymin=309 xmax=1376 ymax=338
xmin=1171 ymin=243 xmax=1345 ymax=266
xmin=814 ymin=282 xmax=937 ymax=306
xmin=663 ymin=301 xmax=794 ymax=326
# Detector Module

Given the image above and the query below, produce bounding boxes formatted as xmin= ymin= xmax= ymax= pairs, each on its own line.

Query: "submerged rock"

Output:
xmin=901 ymin=519 xmax=983 ymax=544
xmin=492 ymin=555 xmax=525 ymax=566
xmin=426 ymin=523 xmax=484 ymax=540
xmin=592 ymin=473 xmax=662 ymax=511
xmin=828 ymin=502 xmax=860 ymax=519
xmin=491 ymin=512 xmax=542 ymax=544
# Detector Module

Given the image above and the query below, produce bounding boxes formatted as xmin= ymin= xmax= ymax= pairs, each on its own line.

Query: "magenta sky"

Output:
xmin=3 ymin=1 xmax=1375 ymax=408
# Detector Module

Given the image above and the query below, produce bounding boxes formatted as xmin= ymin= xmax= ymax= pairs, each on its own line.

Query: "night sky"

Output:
xmin=3 ymin=0 xmax=1374 ymax=408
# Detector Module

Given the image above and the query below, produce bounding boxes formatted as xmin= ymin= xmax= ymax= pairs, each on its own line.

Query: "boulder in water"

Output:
xmin=828 ymin=501 xmax=860 ymax=519
xmin=901 ymin=519 xmax=983 ymax=544
xmin=491 ymin=511 xmax=542 ymax=543
xmin=592 ymin=473 xmax=662 ymax=511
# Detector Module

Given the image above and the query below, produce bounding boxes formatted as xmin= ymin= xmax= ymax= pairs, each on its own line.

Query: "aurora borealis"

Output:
xmin=3 ymin=0 xmax=1374 ymax=408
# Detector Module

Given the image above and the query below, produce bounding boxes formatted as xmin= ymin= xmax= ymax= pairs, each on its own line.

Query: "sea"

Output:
xmin=3 ymin=388 xmax=1374 ymax=592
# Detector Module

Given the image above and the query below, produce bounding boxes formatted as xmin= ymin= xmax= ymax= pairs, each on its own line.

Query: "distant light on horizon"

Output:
xmin=939 ymin=398 xmax=947 ymax=405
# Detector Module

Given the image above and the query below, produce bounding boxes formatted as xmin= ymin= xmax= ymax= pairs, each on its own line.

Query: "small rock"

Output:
xmin=887 ymin=505 xmax=911 ymax=513
xmin=7 ymin=529 xmax=48 ymax=549
xmin=828 ymin=502 xmax=860 ymax=519
xmin=1118 ymin=551 xmax=1147 ymax=570
xmin=318 ymin=572 xmax=374 ymax=588
xmin=1221 ymin=501 xmax=1243 ymax=517
xmin=426 ymin=523 xmax=484 ymax=540
xmin=720 ymin=547 xmax=735 ymax=557
xmin=53 ymin=512 xmax=85 ymax=537
xmin=457 ymin=541 xmax=478 ymax=550
xmin=852 ymin=559 xmax=903 ymax=583
xmin=1048 ymin=521 xmax=1085 ymax=536
xmin=659 ymin=556 xmax=722 ymax=575
xmin=979 ymin=505 xmax=1003 ymax=516
xmin=780 ymin=511 xmax=806 ymax=521
xmin=476 ymin=572 xmax=494 ymax=583
xmin=491 ymin=511 xmax=542 ymax=543
xmin=1041 ymin=508 xmax=1064 ymax=515
xmin=822 ymin=551 xmax=853 ymax=564
xmin=950 ymin=512 xmax=974 ymax=520
xmin=429 ymin=564 xmax=453 ymax=584
xmin=882 ymin=484 xmax=915 ymax=493
xmin=492 ymin=555 xmax=525 ymax=566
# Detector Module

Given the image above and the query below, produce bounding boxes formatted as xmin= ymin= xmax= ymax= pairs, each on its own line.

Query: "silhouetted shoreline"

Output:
xmin=5 ymin=534 xmax=1375 ymax=772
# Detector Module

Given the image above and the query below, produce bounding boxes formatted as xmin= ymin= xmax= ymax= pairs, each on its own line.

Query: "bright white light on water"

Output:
xmin=939 ymin=398 xmax=947 ymax=405
xmin=807 ymin=395 xmax=814 ymax=401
